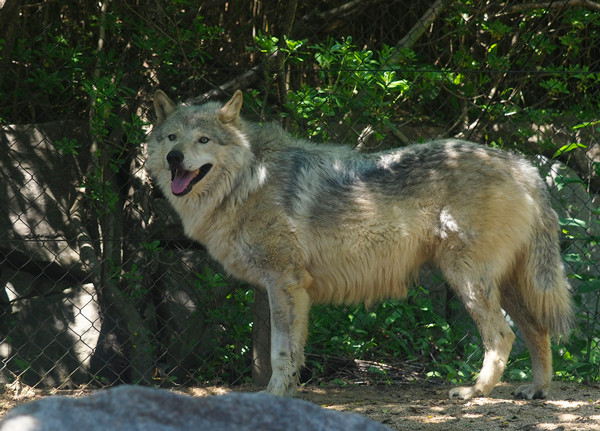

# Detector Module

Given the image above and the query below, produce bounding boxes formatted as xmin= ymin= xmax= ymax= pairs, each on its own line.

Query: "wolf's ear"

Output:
xmin=153 ymin=90 xmax=175 ymax=124
xmin=218 ymin=90 xmax=243 ymax=124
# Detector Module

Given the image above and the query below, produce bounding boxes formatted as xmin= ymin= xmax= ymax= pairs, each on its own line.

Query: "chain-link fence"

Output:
xmin=1 ymin=0 xmax=599 ymax=390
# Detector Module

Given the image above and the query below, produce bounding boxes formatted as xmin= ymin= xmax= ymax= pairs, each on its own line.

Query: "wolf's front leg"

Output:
xmin=265 ymin=275 xmax=312 ymax=396
xmin=448 ymin=300 xmax=515 ymax=400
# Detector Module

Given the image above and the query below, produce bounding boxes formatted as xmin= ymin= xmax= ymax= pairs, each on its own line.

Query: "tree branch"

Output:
xmin=486 ymin=0 xmax=600 ymax=14
xmin=185 ymin=67 xmax=261 ymax=104
xmin=316 ymin=0 xmax=369 ymax=20
xmin=185 ymin=51 xmax=280 ymax=104
xmin=395 ymin=0 xmax=452 ymax=52
xmin=275 ymin=0 xmax=298 ymax=124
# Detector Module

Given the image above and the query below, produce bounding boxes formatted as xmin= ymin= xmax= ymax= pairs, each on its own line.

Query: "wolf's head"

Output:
xmin=146 ymin=90 xmax=250 ymax=201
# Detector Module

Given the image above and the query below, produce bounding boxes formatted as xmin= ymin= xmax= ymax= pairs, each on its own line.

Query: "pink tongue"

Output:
xmin=171 ymin=170 xmax=196 ymax=194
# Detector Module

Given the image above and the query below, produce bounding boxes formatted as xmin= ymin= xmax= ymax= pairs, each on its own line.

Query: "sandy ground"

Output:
xmin=298 ymin=382 xmax=600 ymax=430
xmin=1 ymin=381 xmax=599 ymax=430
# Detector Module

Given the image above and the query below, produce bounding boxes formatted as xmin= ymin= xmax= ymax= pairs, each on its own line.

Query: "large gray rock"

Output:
xmin=0 ymin=385 xmax=391 ymax=431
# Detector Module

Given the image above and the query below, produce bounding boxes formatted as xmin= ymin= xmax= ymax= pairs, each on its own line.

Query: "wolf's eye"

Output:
xmin=168 ymin=134 xmax=177 ymax=141
xmin=199 ymin=136 xmax=209 ymax=144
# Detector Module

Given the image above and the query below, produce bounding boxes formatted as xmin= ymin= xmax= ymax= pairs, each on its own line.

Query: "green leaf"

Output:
xmin=573 ymin=120 xmax=600 ymax=130
xmin=559 ymin=217 xmax=588 ymax=229
xmin=508 ymin=369 xmax=528 ymax=381
xmin=563 ymin=253 xmax=584 ymax=263
xmin=578 ymin=279 xmax=600 ymax=294
xmin=555 ymin=174 xmax=585 ymax=191
xmin=553 ymin=143 xmax=587 ymax=158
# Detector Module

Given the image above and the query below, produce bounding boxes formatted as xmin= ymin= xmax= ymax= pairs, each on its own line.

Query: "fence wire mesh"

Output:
xmin=1 ymin=0 xmax=599 ymax=390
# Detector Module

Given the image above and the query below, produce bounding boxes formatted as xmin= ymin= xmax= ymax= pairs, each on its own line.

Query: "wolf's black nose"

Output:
xmin=166 ymin=150 xmax=184 ymax=167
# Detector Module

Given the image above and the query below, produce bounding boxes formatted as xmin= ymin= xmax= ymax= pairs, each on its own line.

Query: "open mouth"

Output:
xmin=170 ymin=164 xmax=213 ymax=196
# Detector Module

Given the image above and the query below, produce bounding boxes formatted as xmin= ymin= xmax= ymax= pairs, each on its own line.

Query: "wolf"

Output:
xmin=146 ymin=89 xmax=573 ymax=401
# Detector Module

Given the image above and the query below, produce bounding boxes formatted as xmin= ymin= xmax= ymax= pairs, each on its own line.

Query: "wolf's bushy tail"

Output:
xmin=523 ymin=201 xmax=574 ymax=338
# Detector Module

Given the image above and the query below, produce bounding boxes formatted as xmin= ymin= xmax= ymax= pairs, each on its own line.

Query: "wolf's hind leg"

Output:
xmin=514 ymin=326 xmax=551 ymax=399
xmin=265 ymin=273 xmax=312 ymax=397
xmin=501 ymin=303 xmax=552 ymax=399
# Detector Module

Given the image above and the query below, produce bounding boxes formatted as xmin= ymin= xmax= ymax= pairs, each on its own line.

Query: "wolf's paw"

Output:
xmin=265 ymin=379 xmax=298 ymax=397
xmin=265 ymin=386 xmax=298 ymax=397
xmin=514 ymin=384 xmax=548 ymax=400
xmin=449 ymin=386 xmax=482 ymax=401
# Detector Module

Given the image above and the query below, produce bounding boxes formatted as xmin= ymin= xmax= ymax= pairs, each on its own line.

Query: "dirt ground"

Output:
xmin=1 ymin=381 xmax=599 ymax=430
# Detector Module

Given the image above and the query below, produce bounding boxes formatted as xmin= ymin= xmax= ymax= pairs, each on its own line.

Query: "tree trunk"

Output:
xmin=252 ymin=287 xmax=272 ymax=386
